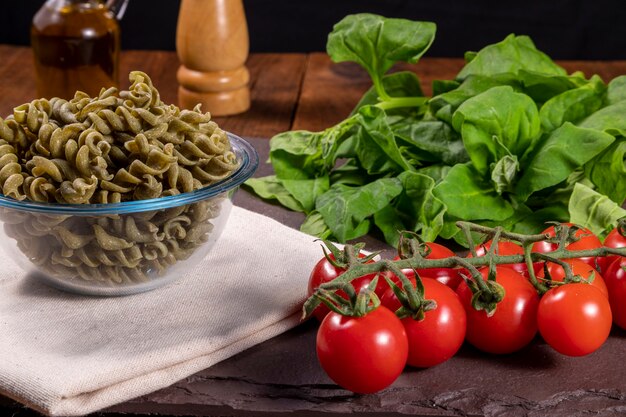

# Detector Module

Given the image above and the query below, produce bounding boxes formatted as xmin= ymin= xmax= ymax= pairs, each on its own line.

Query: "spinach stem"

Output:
xmin=375 ymin=96 xmax=427 ymax=110
xmin=372 ymin=75 xmax=391 ymax=101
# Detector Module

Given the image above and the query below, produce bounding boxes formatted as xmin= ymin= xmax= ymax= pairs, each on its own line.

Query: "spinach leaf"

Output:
xmin=607 ymin=75 xmax=626 ymax=105
xmin=417 ymin=165 xmax=452 ymax=183
xmin=269 ymin=118 xmax=357 ymax=179
xmin=396 ymin=171 xmax=446 ymax=241
xmin=457 ymin=34 xmax=566 ymax=81
xmin=491 ymin=155 xmax=519 ymax=194
xmin=300 ymin=211 xmax=333 ymax=239
xmin=517 ymin=70 xmax=587 ymax=103
xmin=373 ymin=171 xmax=447 ymax=246
xmin=584 ymin=138 xmax=626 ymax=204
xmin=355 ymin=105 xmax=413 ymax=174
xmin=452 ymin=85 xmax=541 ymax=175
xmin=247 ymin=16 xmax=626 ymax=248
xmin=449 ymin=206 xmax=534 ymax=247
xmin=351 ymin=71 xmax=424 ymax=115
xmin=569 ymin=183 xmax=626 ymax=238
xmin=510 ymin=206 xmax=569 ymax=235
xmin=269 ymin=131 xmax=325 ymax=179
xmin=432 ymin=79 xmax=460 ymax=96
xmin=539 ymin=75 xmax=606 ymax=132
xmin=393 ymin=120 xmax=469 ymax=165
xmin=433 ymin=163 xmax=515 ymax=221
xmin=515 ymin=123 xmax=615 ymax=201
xmin=579 ymin=100 xmax=626 ymax=134
xmin=316 ymin=178 xmax=403 ymax=242
xmin=329 ymin=159 xmax=369 ymax=186
xmin=354 ymin=131 xmax=401 ymax=175
xmin=282 ymin=177 xmax=330 ymax=212
xmin=430 ymin=74 xmax=518 ymax=124
xmin=327 ymin=14 xmax=435 ymax=99
xmin=243 ymin=176 xmax=305 ymax=212
xmin=525 ymin=169 xmax=588 ymax=211
xmin=373 ymin=205 xmax=406 ymax=248
xmin=440 ymin=216 xmax=462 ymax=241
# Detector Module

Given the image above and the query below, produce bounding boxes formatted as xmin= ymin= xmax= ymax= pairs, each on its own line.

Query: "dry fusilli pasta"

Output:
xmin=0 ymin=72 xmax=239 ymax=290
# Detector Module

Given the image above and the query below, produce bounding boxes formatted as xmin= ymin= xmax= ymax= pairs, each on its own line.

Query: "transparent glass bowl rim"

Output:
xmin=0 ymin=133 xmax=259 ymax=215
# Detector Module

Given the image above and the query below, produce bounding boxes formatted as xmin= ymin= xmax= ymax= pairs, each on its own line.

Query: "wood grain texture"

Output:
xmin=3 ymin=45 xmax=625 ymax=138
xmin=0 ymin=46 xmax=305 ymax=138
xmin=292 ymin=54 xmax=466 ymax=132
xmin=0 ymin=46 xmax=37 ymax=117
xmin=293 ymin=53 xmax=626 ymax=133
xmin=176 ymin=0 xmax=250 ymax=115
xmin=117 ymin=50 xmax=307 ymax=138
xmin=3 ymin=44 xmax=626 ymax=417
xmin=212 ymin=53 xmax=307 ymax=138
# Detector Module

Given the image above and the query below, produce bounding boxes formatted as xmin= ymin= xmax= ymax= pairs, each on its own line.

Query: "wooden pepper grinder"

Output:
xmin=176 ymin=0 xmax=250 ymax=116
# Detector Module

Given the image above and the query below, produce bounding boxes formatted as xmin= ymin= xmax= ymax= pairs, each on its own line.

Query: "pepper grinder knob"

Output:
xmin=176 ymin=0 xmax=250 ymax=116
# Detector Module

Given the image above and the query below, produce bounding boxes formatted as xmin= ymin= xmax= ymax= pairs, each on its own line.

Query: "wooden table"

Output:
xmin=2 ymin=45 xmax=626 ymax=417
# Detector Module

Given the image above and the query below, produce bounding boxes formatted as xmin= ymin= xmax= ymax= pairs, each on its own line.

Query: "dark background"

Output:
xmin=2 ymin=0 xmax=626 ymax=60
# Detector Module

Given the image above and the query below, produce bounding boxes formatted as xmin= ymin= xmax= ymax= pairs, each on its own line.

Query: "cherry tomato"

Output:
xmin=598 ymin=228 xmax=626 ymax=273
xmin=394 ymin=242 xmax=463 ymax=289
xmin=381 ymin=278 xmax=466 ymax=368
xmin=532 ymin=223 xmax=603 ymax=269
xmin=456 ymin=266 xmax=539 ymax=354
xmin=468 ymin=240 xmax=530 ymax=276
xmin=536 ymin=258 xmax=608 ymax=298
xmin=538 ymin=283 xmax=612 ymax=356
xmin=603 ymin=257 xmax=626 ymax=330
xmin=316 ymin=306 xmax=408 ymax=393
xmin=307 ymin=254 xmax=379 ymax=321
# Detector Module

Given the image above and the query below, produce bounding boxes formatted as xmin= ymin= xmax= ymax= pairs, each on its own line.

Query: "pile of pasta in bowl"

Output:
xmin=0 ymin=71 xmax=258 ymax=295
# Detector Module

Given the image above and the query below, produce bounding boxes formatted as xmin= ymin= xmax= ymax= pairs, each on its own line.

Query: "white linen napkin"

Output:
xmin=0 ymin=206 xmax=322 ymax=416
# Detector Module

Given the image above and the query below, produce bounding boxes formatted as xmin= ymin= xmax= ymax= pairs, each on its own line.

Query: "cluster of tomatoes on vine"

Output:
xmin=304 ymin=221 xmax=626 ymax=394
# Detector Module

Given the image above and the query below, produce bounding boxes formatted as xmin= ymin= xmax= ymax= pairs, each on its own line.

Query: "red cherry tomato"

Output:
xmin=536 ymin=258 xmax=608 ymax=298
xmin=381 ymin=278 xmax=466 ymax=368
xmin=538 ymin=283 xmax=612 ymax=356
xmin=598 ymin=228 xmax=626 ymax=273
xmin=468 ymin=240 xmax=530 ymax=276
xmin=532 ymin=223 xmax=603 ymax=269
xmin=603 ymin=257 xmax=626 ymax=330
xmin=307 ymin=254 xmax=380 ymax=321
xmin=394 ymin=242 xmax=463 ymax=289
xmin=316 ymin=306 xmax=408 ymax=393
xmin=456 ymin=266 xmax=539 ymax=354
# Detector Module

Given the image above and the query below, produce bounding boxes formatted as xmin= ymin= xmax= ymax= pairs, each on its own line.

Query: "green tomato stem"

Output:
xmin=523 ymin=243 xmax=549 ymax=294
xmin=302 ymin=221 xmax=626 ymax=320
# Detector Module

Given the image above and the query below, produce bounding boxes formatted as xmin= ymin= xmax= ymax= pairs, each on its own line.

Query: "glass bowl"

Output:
xmin=0 ymin=133 xmax=258 ymax=296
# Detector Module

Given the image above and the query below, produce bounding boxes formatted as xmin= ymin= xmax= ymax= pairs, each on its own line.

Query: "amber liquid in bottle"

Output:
xmin=31 ymin=0 xmax=120 ymax=99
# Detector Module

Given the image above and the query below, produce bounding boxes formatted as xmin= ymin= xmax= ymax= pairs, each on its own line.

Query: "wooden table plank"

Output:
xmin=291 ymin=52 xmax=370 ymax=132
xmin=292 ymin=54 xmax=468 ymax=132
xmin=560 ymin=60 xmax=626 ymax=83
xmin=293 ymin=53 xmax=626 ymax=133
xmin=0 ymin=46 xmax=306 ymax=139
xmin=213 ymin=53 xmax=307 ymax=139
xmin=0 ymin=46 xmax=37 ymax=117
xmin=118 ymin=51 xmax=308 ymax=138
xmin=2 ymin=44 xmax=626 ymax=417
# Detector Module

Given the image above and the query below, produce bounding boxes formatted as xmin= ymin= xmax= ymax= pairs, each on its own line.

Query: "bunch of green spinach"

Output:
xmin=245 ymin=13 xmax=626 ymax=246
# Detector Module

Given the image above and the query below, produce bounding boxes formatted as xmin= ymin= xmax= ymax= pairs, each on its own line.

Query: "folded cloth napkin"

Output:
xmin=0 ymin=206 xmax=323 ymax=416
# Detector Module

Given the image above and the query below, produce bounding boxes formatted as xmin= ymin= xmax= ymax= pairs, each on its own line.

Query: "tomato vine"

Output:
xmin=303 ymin=220 xmax=626 ymax=319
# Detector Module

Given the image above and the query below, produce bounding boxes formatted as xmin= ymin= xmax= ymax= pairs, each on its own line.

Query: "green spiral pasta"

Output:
xmin=2 ymin=197 xmax=223 ymax=285
xmin=0 ymin=72 xmax=239 ymax=289
xmin=1 ymin=71 xmax=238 ymax=203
